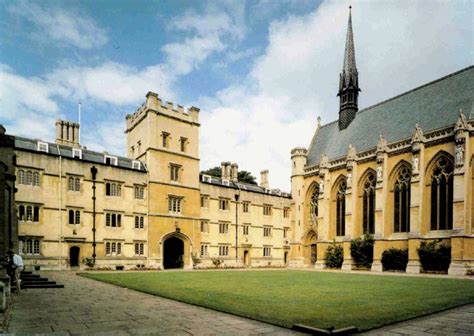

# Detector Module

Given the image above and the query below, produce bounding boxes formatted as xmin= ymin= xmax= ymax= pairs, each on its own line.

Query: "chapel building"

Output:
xmin=289 ymin=7 xmax=474 ymax=275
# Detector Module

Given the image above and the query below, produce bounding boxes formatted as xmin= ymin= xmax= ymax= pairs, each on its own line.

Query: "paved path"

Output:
xmin=6 ymin=271 xmax=303 ymax=335
xmin=362 ymin=304 xmax=474 ymax=335
xmin=6 ymin=271 xmax=474 ymax=335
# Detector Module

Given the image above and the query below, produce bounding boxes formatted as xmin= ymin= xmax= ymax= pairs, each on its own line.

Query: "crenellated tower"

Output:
xmin=338 ymin=6 xmax=360 ymax=130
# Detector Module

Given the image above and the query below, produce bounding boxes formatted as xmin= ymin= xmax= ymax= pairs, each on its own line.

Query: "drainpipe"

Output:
xmin=57 ymin=145 xmax=62 ymax=270
xmin=234 ymin=193 xmax=240 ymax=265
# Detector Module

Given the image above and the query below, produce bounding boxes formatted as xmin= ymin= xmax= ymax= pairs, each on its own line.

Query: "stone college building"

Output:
xmin=8 ymin=9 xmax=474 ymax=275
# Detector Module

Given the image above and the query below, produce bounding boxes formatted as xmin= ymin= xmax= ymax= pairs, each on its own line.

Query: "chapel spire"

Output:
xmin=338 ymin=5 xmax=360 ymax=130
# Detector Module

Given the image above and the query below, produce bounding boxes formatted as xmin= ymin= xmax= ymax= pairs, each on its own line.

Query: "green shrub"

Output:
xmin=418 ymin=240 xmax=451 ymax=273
xmin=82 ymin=257 xmax=95 ymax=268
xmin=325 ymin=241 xmax=344 ymax=268
xmin=381 ymin=248 xmax=408 ymax=271
xmin=350 ymin=234 xmax=374 ymax=268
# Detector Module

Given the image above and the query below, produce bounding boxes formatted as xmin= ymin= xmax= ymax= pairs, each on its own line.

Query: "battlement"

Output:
xmin=125 ymin=91 xmax=200 ymax=132
xmin=291 ymin=147 xmax=308 ymax=158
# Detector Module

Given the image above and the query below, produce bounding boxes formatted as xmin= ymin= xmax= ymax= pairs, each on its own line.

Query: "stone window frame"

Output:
xmin=218 ymin=221 xmax=229 ymax=234
xmin=105 ymin=241 xmax=122 ymax=256
xmin=19 ymin=237 xmax=41 ymax=255
xmin=67 ymin=176 xmax=81 ymax=192
xmin=263 ymin=204 xmax=272 ymax=216
xmin=134 ymin=184 xmax=145 ymax=199
xmin=218 ymin=244 xmax=229 ymax=257
xmin=263 ymin=226 xmax=272 ymax=237
xmin=219 ymin=198 xmax=230 ymax=211
xmin=134 ymin=242 xmax=145 ymax=256
xmin=242 ymin=201 xmax=250 ymax=213
xmin=200 ymin=244 xmax=209 ymax=257
xmin=134 ymin=215 xmax=145 ymax=229
xmin=170 ymin=163 xmax=181 ymax=182
xmin=168 ymin=195 xmax=183 ymax=214
xmin=429 ymin=154 xmax=454 ymax=231
xmin=393 ymin=164 xmax=411 ymax=233
xmin=105 ymin=212 xmax=122 ymax=228
xmin=263 ymin=246 xmax=272 ymax=257
xmin=68 ymin=209 xmax=81 ymax=225
xmin=18 ymin=203 xmax=40 ymax=223
xmin=18 ymin=169 xmax=41 ymax=187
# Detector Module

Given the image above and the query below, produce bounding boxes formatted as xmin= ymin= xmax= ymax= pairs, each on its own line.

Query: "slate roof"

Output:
xmin=200 ymin=174 xmax=291 ymax=198
xmin=307 ymin=66 xmax=474 ymax=167
xmin=14 ymin=136 xmax=147 ymax=172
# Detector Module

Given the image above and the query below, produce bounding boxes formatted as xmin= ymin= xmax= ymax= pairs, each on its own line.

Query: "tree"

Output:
xmin=200 ymin=166 xmax=258 ymax=185
xmin=201 ymin=167 xmax=221 ymax=177
xmin=237 ymin=171 xmax=257 ymax=185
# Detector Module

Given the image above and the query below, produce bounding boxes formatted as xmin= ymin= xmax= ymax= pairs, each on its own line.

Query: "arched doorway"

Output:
xmin=163 ymin=236 xmax=184 ymax=269
xmin=243 ymin=250 xmax=250 ymax=267
xmin=70 ymin=246 xmax=80 ymax=267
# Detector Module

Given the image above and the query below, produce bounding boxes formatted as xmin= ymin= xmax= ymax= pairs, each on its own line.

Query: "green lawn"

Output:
xmin=81 ymin=270 xmax=474 ymax=331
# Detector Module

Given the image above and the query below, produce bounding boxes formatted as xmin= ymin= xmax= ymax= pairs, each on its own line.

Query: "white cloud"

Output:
xmin=0 ymin=65 xmax=59 ymax=141
xmin=7 ymin=1 xmax=108 ymax=49
xmin=198 ymin=0 xmax=472 ymax=191
xmin=162 ymin=2 xmax=246 ymax=76
xmin=47 ymin=62 xmax=173 ymax=106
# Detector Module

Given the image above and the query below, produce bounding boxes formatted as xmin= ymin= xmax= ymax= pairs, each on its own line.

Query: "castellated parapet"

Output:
xmin=125 ymin=91 xmax=200 ymax=133
xmin=291 ymin=147 xmax=308 ymax=177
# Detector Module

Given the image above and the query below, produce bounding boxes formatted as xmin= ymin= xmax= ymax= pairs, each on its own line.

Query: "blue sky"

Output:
xmin=0 ymin=0 xmax=472 ymax=190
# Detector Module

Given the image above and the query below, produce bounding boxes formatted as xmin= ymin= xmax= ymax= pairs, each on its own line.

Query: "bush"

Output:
xmin=418 ymin=240 xmax=451 ymax=273
xmin=325 ymin=241 xmax=344 ymax=268
xmin=350 ymin=234 xmax=374 ymax=268
xmin=211 ymin=257 xmax=223 ymax=268
xmin=82 ymin=257 xmax=95 ymax=268
xmin=381 ymin=248 xmax=408 ymax=271
xmin=191 ymin=253 xmax=201 ymax=267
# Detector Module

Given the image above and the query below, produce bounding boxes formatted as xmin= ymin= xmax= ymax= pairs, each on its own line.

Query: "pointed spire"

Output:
xmin=338 ymin=5 xmax=360 ymax=130
xmin=343 ymin=5 xmax=357 ymax=79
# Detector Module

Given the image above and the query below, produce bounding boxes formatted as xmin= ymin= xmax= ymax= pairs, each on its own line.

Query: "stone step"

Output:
xmin=20 ymin=275 xmax=42 ymax=280
xmin=21 ymin=283 xmax=64 ymax=289
xmin=22 ymin=280 xmax=57 ymax=285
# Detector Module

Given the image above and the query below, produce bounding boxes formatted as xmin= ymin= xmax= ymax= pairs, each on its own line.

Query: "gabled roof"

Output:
xmin=14 ymin=136 xmax=147 ymax=172
xmin=307 ymin=66 xmax=474 ymax=167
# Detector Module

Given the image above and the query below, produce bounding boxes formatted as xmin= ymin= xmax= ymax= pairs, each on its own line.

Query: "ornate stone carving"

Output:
xmin=411 ymin=124 xmax=424 ymax=153
xmin=412 ymin=154 xmax=419 ymax=175
xmin=455 ymin=143 xmax=465 ymax=167
xmin=346 ymin=144 xmax=356 ymax=171
xmin=376 ymin=165 xmax=383 ymax=181
xmin=347 ymin=172 xmax=352 ymax=189
xmin=376 ymin=135 xmax=386 ymax=164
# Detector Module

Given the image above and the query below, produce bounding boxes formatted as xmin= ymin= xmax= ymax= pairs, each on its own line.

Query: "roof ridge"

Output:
xmin=356 ymin=65 xmax=474 ymax=116
xmin=318 ymin=65 xmax=474 ymax=129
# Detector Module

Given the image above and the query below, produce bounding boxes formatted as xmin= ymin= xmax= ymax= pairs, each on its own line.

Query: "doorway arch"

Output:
xmin=70 ymin=246 xmax=80 ymax=267
xmin=163 ymin=236 xmax=184 ymax=269
xmin=243 ymin=250 xmax=250 ymax=267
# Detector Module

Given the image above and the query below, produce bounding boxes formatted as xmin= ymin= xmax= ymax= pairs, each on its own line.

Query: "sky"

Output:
xmin=0 ymin=0 xmax=472 ymax=191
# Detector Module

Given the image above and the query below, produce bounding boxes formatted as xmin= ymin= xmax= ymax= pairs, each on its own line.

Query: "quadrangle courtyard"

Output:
xmin=3 ymin=269 xmax=474 ymax=335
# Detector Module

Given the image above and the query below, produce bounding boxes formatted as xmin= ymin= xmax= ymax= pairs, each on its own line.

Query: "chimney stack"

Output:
xmin=221 ymin=162 xmax=232 ymax=180
xmin=231 ymin=163 xmax=239 ymax=182
xmin=55 ymin=119 xmax=80 ymax=148
xmin=260 ymin=170 xmax=269 ymax=189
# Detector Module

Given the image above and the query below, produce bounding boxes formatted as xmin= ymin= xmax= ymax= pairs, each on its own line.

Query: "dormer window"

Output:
xmin=132 ymin=160 xmax=141 ymax=170
xmin=202 ymin=175 xmax=211 ymax=183
xmin=37 ymin=142 xmax=48 ymax=153
xmin=222 ymin=179 xmax=230 ymax=187
xmin=72 ymin=148 xmax=82 ymax=159
xmin=104 ymin=155 xmax=118 ymax=166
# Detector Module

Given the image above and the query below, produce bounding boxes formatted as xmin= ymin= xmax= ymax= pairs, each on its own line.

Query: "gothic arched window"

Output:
xmin=362 ymin=172 xmax=376 ymax=234
xmin=336 ymin=179 xmax=347 ymax=236
xmin=394 ymin=166 xmax=411 ymax=233
xmin=430 ymin=156 xmax=453 ymax=230
xmin=310 ymin=184 xmax=320 ymax=218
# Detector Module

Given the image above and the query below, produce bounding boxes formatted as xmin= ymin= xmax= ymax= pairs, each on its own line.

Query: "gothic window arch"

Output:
xmin=335 ymin=178 xmax=347 ymax=236
xmin=430 ymin=155 xmax=453 ymax=230
xmin=394 ymin=165 xmax=411 ymax=233
xmin=362 ymin=171 xmax=376 ymax=234
xmin=310 ymin=184 xmax=320 ymax=219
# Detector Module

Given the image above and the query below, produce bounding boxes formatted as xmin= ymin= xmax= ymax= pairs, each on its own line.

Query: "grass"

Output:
xmin=81 ymin=270 xmax=474 ymax=331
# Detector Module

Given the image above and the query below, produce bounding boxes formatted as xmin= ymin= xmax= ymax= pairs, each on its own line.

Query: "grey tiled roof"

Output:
xmin=14 ymin=136 xmax=147 ymax=172
xmin=307 ymin=66 xmax=474 ymax=166
xmin=200 ymin=174 xmax=291 ymax=198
